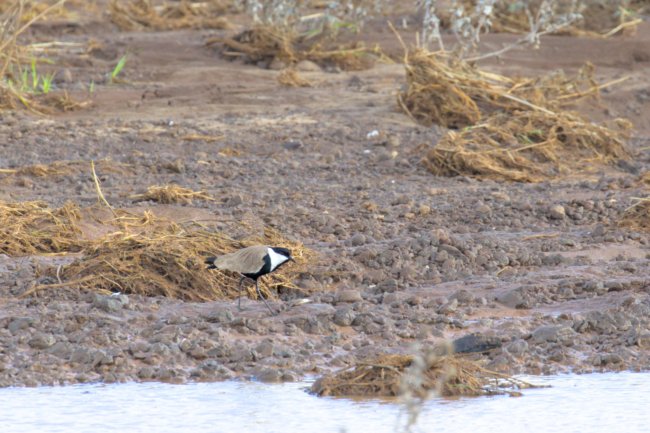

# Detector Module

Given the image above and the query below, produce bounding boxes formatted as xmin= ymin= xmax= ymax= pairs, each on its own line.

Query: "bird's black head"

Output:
xmin=271 ymin=247 xmax=293 ymax=261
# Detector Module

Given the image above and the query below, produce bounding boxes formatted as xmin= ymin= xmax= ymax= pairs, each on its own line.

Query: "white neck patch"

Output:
xmin=267 ymin=247 xmax=289 ymax=271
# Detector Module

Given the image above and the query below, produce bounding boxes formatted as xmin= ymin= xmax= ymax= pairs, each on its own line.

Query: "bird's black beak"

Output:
xmin=289 ymin=257 xmax=295 ymax=262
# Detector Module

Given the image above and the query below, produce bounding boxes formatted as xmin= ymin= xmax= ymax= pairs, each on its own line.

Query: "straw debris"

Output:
xmin=399 ymin=49 xmax=631 ymax=182
xmin=277 ymin=68 xmax=312 ymax=87
xmin=620 ymin=197 xmax=650 ymax=233
xmin=218 ymin=25 xmax=380 ymax=71
xmin=487 ymin=0 xmax=643 ymax=37
xmin=1 ymin=1 xmax=90 ymax=113
xmin=32 ymin=215 xmax=313 ymax=302
xmin=109 ymin=0 xmax=230 ymax=31
xmin=0 ymin=200 xmax=84 ymax=256
xmin=130 ymin=184 xmax=215 ymax=204
xmin=311 ymin=353 xmax=535 ymax=398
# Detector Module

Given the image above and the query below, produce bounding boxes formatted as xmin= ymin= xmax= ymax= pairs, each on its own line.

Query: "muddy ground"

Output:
xmin=0 ymin=4 xmax=649 ymax=387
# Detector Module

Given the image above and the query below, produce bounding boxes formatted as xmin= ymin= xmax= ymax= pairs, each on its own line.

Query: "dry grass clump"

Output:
xmin=109 ymin=0 xmax=230 ymax=31
xmin=130 ymin=184 xmax=215 ymax=204
xmin=0 ymin=161 xmax=73 ymax=177
xmin=427 ymin=111 xmax=631 ymax=182
xmin=488 ymin=0 xmax=642 ymax=37
xmin=400 ymin=49 xmax=631 ymax=182
xmin=311 ymin=353 xmax=532 ymax=398
xmin=34 ymin=215 xmax=313 ymax=302
xmin=1 ymin=0 xmax=90 ymax=113
xmin=0 ymin=0 xmax=69 ymax=23
xmin=620 ymin=197 xmax=650 ymax=232
xmin=277 ymin=68 xmax=312 ymax=87
xmin=0 ymin=160 xmax=132 ymax=182
xmin=218 ymin=26 xmax=380 ymax=71
xmin=0 ymin=200 xmax=84 ymax=256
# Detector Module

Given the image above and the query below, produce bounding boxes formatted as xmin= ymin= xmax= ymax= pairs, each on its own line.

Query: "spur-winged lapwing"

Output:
xmin=205 ymin=245 xmax=294 ymax=315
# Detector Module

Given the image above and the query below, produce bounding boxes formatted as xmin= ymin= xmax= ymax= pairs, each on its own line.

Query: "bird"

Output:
xmin=205 ymin=245 xmax=294 ymax=315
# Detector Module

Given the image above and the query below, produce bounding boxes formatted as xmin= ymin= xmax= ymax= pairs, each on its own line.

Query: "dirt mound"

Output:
xmin=311 ymin=352 xmax=535 ymax=398
xmin=218 ymin=26 xmax=380 ymax=71
xmin=0 ymin=200 xmax=84 ymax=256
xmin=109 ymin=0 xmax=230 ymax=31
xmin=399 ymin=49 xmax=631 ymax=182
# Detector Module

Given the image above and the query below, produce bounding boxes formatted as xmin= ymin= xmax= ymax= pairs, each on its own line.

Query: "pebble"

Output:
xmin=337 ymin=289 xmax=362 ymax=303
xmin=28 ymin=333 xmax=56 ymax=350
xmin=295 ymin=60 xmax=321 ymax=72
xmin=549 ymin=205 xmax=566 ymax=219
xmin=333 ymin=307 xmax=356 ymax=326
xmin=453 ymin=333 xmax=502 ymax=353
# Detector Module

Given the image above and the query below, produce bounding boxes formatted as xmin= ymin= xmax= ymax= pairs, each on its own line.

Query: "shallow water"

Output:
xmin=1 ymin=372 xmax=649 ymax=433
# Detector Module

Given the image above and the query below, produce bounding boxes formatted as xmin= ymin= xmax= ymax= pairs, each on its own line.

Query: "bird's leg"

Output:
xmin=237 ymin=275 xmax=246 ymax=311
xmin=256 ymin=279 xmax=277 ymax=316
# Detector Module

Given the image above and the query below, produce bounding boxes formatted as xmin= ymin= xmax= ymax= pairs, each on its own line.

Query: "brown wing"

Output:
xmin=214 ymin=245 xmax=269 ymax=274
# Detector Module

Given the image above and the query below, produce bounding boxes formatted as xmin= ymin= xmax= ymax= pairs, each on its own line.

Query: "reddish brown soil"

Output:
xmin=0 ymin=5 xmax=649 ymax=387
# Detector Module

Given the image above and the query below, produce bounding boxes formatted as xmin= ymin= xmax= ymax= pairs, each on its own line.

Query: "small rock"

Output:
xmin=295 ymin=60 xmax=321 ymax=72
xmin=637 ymin=332 xmax=650 ymax=349
xmin=337 ymin=289 xmax=362 ymax=303
xmin=453 ymin=333 xmax=501 ymax=353
xmin=437 ymin=298 xmax=458 ymax=314
xmin=506 ymin=339 xmax=528 ymax=356
xmin=8 ymin=317 xmax=33 ymax=334
xmin=28 ymin=333 xmax=56 ymax=350
xmin=382 ymin=293 xmax=398 ymax=304
xmin=268 ymin=58 xmax=287 ymax=70
xmin=549 ymin=205 xmax=566 ymax=219
xmin=376 ymin=279 xmax=398 ymax=293
xmin=496 ymin=289 xmax=529 ymax=309
xmin=255 ymin=368 xmax=282 ymax=383
xmin=333 ymin=307 xmax=356 ymax=327
xmin=255 ymin=341 xmax=274 ymax=358
xmin=418 ymin=205 xmax=431 ymax=216
xmin=531 ymin=325 xmax=575 ymax=345
xmin=93 ymin=294 xmax=128 ymax=313
xmin=203 ymin=310 xmax=234 ymax=323
xmin=350 ymin=233 xmax=366 ymax=246
xmin=283 ymin=141 xmax=303 ymax=151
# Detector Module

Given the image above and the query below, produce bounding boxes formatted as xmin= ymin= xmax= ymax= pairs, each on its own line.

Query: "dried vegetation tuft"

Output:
xmin=0 ymin=200 xmax=84 ymax=256
xmin=109 ymin=0 xmax=231 ymax=31
xmin=399 ymin=49 xmax=631 ymax=182
xmin=311 ymin=352 xmax=537 ymax=398
xmin=130 ymin=184 xmax=215 ymax=204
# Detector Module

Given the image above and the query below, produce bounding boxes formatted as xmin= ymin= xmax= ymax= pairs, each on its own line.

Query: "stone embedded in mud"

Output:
xmin=337 ymin=289 xmax=362 ymax=303
xmin=496 ymin=288 xmax=530 ymax=309
xmin=255 ymin=341 xmax=274 ymax=358
xmin=531 ymin=325 xmax=576 ymax=345
xmin=333 ymin=307 xmax=356 ymax=327
xmin=635 ymin=332 xmax=650 ymax=349
xmin=376 ymin=279 xmax=399 ymax=293
xmin=549 ymin=205 xmax=566 ymax=219
xmin=295 ymin=60 xmax=321 ymax=72
xmin=92 ymin=294 xmax=128 ymax=313
xmin=202 ymin=310 xmax=234 ymax=324
xmin=450 ymin=289 xmax=475 ymax=305
xmin=253 ymin=367 xmax=282 ymax=383
xmin=453 ymin=333 xmax=502 ymax=353
xmin=28 ymin=333 xmax=56 ymax=350
xmin=8 ymin=317 xmax=34 ymax=335
xmin=437 ymin=298 xmax=458 ymax=314
xmin=506 ymin=339 xmax=529 ymax=356
xmin=349 ymin=233 xmax=366 ymax=246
